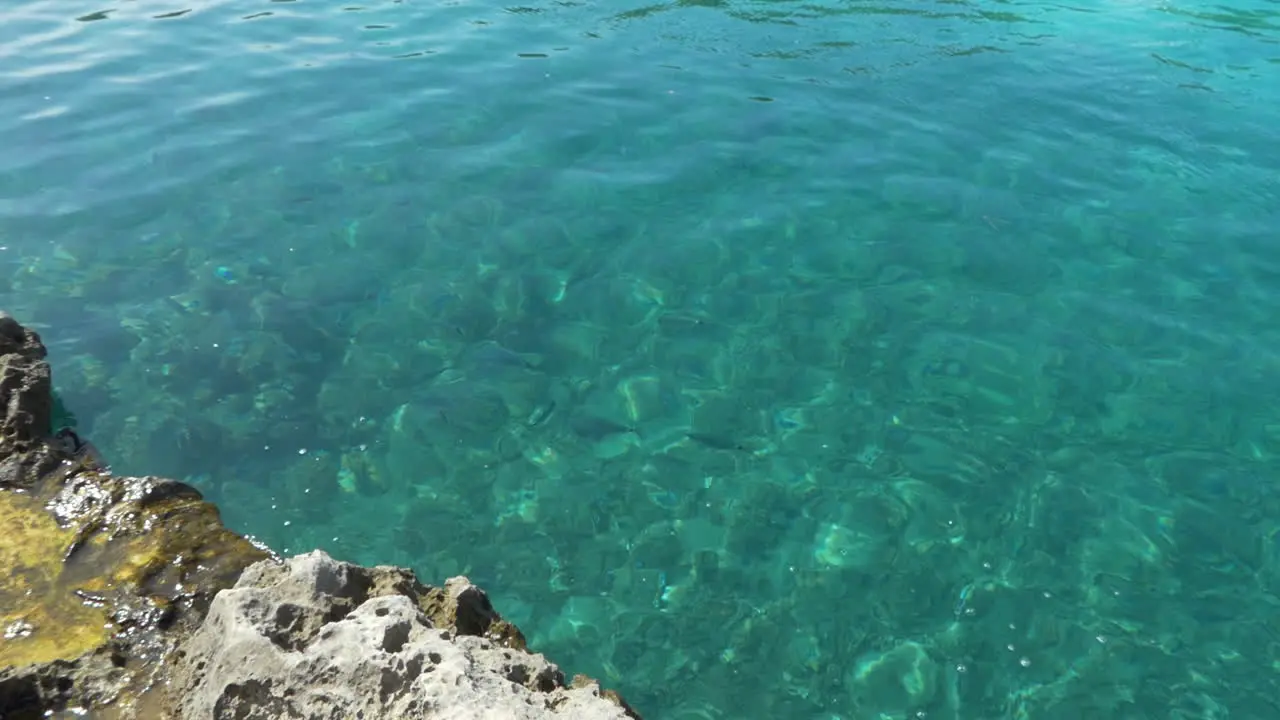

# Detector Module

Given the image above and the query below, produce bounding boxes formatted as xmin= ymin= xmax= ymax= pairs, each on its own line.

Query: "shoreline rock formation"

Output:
xmin=0 ymin=313 xmax=639 ymax=720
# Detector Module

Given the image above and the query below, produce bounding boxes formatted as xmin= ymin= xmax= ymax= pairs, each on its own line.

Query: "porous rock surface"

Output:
xmin=166 ymin=551 xmax=635 ymax=720
xmin=0 ymin=312 xmax=639 ymax=720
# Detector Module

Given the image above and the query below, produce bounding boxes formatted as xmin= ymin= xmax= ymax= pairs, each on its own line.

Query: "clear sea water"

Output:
xmin=4 ymin=0 xmax=1280 ymax=717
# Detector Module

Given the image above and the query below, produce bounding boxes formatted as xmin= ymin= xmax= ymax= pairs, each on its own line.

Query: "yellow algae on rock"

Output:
xmin=0 ymin=469 xmax=274 ymax=715
xmin=0 ymin=489 xmax=110 ymax=668
xmin=0 ymin=471 xmax=274 ymax=676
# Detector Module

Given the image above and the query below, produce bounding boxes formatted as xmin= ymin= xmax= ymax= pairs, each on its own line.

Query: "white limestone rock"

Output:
xmin=164 ymin=550 xmax=637 ymax=720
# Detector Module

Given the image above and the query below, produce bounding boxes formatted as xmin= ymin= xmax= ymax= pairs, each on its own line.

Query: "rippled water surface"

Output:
xmin=5 ymin=0 xmax=1280 ymax=717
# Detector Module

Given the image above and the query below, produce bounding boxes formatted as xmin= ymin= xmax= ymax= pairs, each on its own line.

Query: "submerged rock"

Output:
xmin=0 ymin=312 xmax=639 ymax=720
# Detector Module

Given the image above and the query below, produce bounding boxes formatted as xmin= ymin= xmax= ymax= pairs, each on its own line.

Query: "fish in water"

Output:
xmin=459 ymin=340 xmax=542 ymax=373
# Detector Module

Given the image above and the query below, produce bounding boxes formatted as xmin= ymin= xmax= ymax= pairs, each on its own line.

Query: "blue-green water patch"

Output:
xmin=4 ymin=0 xmax=1280 ymax=717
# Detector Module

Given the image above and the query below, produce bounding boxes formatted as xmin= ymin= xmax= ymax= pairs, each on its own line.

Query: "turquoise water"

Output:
xmin=5 ymin=0 xmax=1280 ymax=716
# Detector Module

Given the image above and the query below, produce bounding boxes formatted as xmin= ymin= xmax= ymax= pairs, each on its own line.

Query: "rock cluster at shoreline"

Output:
xmin=0 ymin=312 xmax=638 ymax=720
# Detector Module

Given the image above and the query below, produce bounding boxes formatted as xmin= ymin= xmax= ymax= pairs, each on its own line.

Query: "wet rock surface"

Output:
xmin=0 ymin=313 xmax=639 ymax=720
